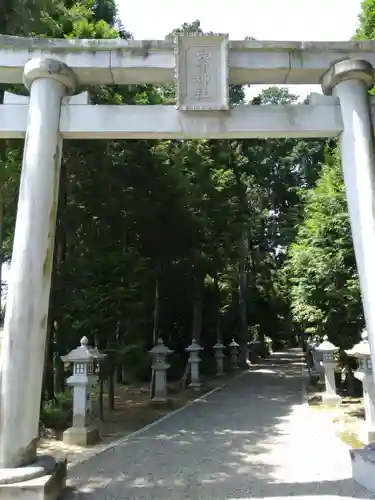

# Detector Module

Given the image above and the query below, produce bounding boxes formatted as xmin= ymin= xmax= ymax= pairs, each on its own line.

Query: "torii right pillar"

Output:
xmin=322 ymin=60 xmax=375 ymax=377
xmin=322 ymin=60 xmax=375 ymax=492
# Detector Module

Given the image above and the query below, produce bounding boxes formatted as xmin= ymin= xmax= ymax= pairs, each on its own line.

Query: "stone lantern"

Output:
xmin=229 ymin=338 xmax=239 ymax=369
xmin=186 ymin=339 xmax=203 ymax=390
xmin=264 ymin=336 xmax=273 ymax=355
xmin=310 ymin=336 xmax=324 ymax=381
xmin=213 ymin=340 xmax=225 ymax=375
xmin=316 ymin=335 xmax=342 ymax=406
xmin=149 ymin=338 xmax=173 ymax=403
xmin=61 ymin=336 xmax=106 ymax=446
xmin=346 ymin=330 xmax=375 ymax=444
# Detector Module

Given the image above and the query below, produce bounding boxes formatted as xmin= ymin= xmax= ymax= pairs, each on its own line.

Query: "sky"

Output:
xmin=116 ymin=0 xmax=363 ymax=99
xmin=0 ymin=0 xmax=365 ymax=294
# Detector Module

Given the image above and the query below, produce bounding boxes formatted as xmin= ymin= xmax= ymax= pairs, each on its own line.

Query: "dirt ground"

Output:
xmin=38 ymin=372 xmax=239 ymax=467
xmin=307 ymin=379 xmax=365 ymax=449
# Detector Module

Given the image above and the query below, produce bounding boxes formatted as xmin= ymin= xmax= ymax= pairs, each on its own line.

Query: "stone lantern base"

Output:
xmin=357 ymin=424 xmax=375 ymax=445
xmin=188 ymin=381 xmax=202 ymax=391
xmin=0 ymin=455 xmax=66 ymax=500
xmin=322 ymin=392 xmax=342 ymax=406
xmin=350 ymin=445 xmax=375 ymax=494
xmin=62 ymin=423 xmax=99 ymax=446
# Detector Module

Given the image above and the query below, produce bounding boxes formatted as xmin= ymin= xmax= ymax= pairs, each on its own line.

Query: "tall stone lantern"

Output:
xmin=186 ymin=339 xmax=203 ymax=390
xmin=150 ymin=338 xmax=173 ymax=403
xmin=213 ymin=340 xmax=225 ymax=375
xmin=316 ymin=335 xmax=342 ymax=406
xmin=346 ymin=330 xmax=375 ymax=444
xmin=229 ymin=338 xmax=239 ymax=369
xmin=61 ymin=336 xmax=106 ymax=446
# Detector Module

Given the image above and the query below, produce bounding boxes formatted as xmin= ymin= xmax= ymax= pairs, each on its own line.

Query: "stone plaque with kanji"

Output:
xmin=175 ymin=34 xmax=229 ymax=111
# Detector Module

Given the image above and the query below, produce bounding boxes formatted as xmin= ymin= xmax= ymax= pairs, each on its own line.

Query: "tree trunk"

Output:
xmin=179 ymin=275 xmax=204 ymax=388
xmin=191 ymin=277 xmax=203 ymax=344
xmin=238 ymin=229 xmax=249 ymax=368
xmin=43 ymin=265 xmax=58 ymax=402
xmin=152 ymin=278 xmax=160 ymax=344
xmin=99 ymin=374 xmax=104 ymax=421
xmin=41 ymin=157 xmax=67 ymax=401
xmin=53 ymin=353 xmax=65 ymax=393
xmin=116 ymin=363 xmax=123 ymax=383
xmin=213 ymin=273 xmax=222 ymax=342
xmin=108 ymin=365 xmax=115 ymax=411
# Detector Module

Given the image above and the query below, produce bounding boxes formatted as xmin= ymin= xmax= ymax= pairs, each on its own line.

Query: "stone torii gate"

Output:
xmin=0 ymin=33 xmax=375 ymax=497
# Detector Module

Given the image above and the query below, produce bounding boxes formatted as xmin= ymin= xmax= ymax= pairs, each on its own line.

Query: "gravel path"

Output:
xmin=64 ymin=350 xmax=372 ymax=499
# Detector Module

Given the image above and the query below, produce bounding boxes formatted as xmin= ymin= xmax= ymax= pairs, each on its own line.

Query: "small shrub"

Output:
xmin=168 ymin=351 xmax=187 ymax=381
xmin=55 ymin=391 xmax=73 ymax=411
xmin=40 ymin=391 xmax=72 ymax=430
xmin=200 ymin=354 xmax=216 ymax=376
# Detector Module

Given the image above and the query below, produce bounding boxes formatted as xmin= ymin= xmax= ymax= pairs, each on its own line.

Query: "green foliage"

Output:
xmin=121 ymin=344 xmax=151 ymax=382
xmin=354 ymin=0 xmax=375 ymax=39
xmin=40 ymin=392 xmax=72 ymax=430
xmin=1 ymin=7 xmax=339 ymax=397
xmin=284 ymin=149 xmax=363 ymax=348
xmin=283 ymin=0 xmax=375 ymax=351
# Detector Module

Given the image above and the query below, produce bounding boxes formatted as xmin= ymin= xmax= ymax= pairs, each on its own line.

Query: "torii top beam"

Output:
xmin=1 ymin=35 xmax=375 ymax=86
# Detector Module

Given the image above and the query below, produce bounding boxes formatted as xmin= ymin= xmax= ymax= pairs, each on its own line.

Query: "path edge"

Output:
xmin=67 ymin=369 xmax=248 ymax=470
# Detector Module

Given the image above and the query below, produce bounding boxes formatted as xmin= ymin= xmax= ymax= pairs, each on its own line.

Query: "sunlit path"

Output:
xmin=64 ymin=350 xmax=371 ymax=499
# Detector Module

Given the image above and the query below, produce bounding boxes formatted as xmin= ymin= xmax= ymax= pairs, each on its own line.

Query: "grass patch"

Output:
xmin=306 ymin=371 xmax=366 ymax=450
xmin=339 ymin=430 xmax=364 ymax=449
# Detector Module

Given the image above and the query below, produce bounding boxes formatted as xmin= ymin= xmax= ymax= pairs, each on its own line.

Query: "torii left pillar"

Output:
xmin=0 ymin=58 xmax=76 ymax=498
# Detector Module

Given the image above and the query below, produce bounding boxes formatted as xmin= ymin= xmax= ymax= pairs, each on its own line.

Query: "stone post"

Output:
xmin=0 ymin=58 xmax=76 ymax=476
xmin=186 ymin=339 xmax=203 ymax=390
xmin=213 ymin=341 xmax=225 ymax=375
xmin=300 ymin=332 xmax=310 ymax=352
xmin=305 ymin=335 xmax=315 ymax=373
xmin=229 ymin=338 xmax=239 ymax=369
xmin=322 ymin=60 xmax=375 ymax=386
xmin=346 ymin=330 xmax=375 ymax=444
xmin=61 ymin=337 xmax=106 ymax=446
xmin=149 ymin=338 xmax=173 ymax=403
xmin=316 ymin=335 xmax=342 ymax=406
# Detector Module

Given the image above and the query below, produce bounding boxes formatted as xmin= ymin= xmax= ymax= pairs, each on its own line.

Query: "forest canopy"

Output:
xmin=0 ymin=0 xmax=372 ymax=396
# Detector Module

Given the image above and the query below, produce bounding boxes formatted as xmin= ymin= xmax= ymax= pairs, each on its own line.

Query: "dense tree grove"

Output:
xmin=0 ymin=0 xmax=373 ymax=420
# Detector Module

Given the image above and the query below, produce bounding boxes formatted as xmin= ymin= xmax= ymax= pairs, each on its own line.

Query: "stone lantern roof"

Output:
xmin=61 ymin=336 xmax=106 ymax=363
xmin=316 ymin=335 xmax=339 ymax=352
xmin=149 ymin=338 xmax=173 ymax=355
xmin=345 ymin=330 xmax=370 ymax=359
xmin=213 ymin=340 xmax=224 ymax=350
xmin=186 ymin=339 xmax=203 ymax=352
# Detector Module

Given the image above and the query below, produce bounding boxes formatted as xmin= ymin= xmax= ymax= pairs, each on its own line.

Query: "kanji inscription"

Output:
xmin=175 ymin=35 xmax=229 ymax=111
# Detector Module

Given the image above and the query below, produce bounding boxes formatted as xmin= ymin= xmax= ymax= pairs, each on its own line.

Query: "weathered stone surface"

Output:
xmin=0 ymin=457 xmax=66 ymax=500
xmin=61 ymin=337 xmax=105 ymax=447
xmin=2 ymin=35 xmax=375 ymax=85
xmin=175 ymin=35 xmax=229 ymax=111
xmin=186 ymin=339 xmax=203 ymax=390
xmin=351 ymin=446 xmax=375 ymax=493
xmin=0 ymin=99 xmax=363 ymax=140
xmin=150 ymin=338 xmax=173 ymax=402
xmin=0 ymin=59 xmax=75 ymax=469
xmin=63 ymin=425 xmax=99 ymax=447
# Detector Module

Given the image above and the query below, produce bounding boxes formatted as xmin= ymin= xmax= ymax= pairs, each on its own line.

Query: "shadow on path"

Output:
xmin=63 ymin=350 xmax=371 ymax=499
